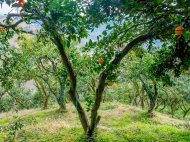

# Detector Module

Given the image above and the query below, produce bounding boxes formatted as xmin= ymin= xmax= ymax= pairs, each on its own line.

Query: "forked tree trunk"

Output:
xmin=183 ymin=108 xmax=190 ymax=118
xmin=48 ymin=25 xmax=152 ymax=138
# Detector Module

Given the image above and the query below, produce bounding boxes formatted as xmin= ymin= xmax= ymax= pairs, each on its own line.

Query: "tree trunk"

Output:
xmin=139 ymin=77 xmax=157 ymax=113
xmin=183 ymin=108 xmax=190 ymax=118
xmin=155 ymin=102 xmax=159 ymax=110
xmin=128 ymin=94 xmax=132 ymax=104
xmin=43 ymin=96 xmax=49 ymax=109
xmin=141 ymin=88 xmax=145 ymax=109
xmin=148 ymin=99 xmax=155 ymax=113
xmin=103 ymin=90 xmax=107 ymax=103
xmin=57 ymin=96 xmax=67 ymax=112
xmin=159 ymin=99 xmax=166 ymax=111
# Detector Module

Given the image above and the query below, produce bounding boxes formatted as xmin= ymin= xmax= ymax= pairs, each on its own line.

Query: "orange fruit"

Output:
xmin=19 ymin=0 xmax=25 ymax=2
xmin=178 ymin=37 xmax=180 ymax=39
xmin=5 ymin=79 xmax=7 ymax=82
xmin=133 ymin=56 xmax=135 ymax=58
xmin=168 ymin=62 xmax=170 ymax=64
xmin=165 ymin=85 xmax=167 ymax=87
xmin=108 ymin=82 xmax=113 ymax=86
xmin=20 ymin=12 xmax=24 ymax=18
xmin=183 ymin=69 xmax=186 ymax=72
xmin=128 ymin=55 xmax=131 ymax=57
xmin=170 ymin=69 xmax=172 ymax=71
xmin=175 ymin=26 xmax=184 ymax=35
xmin=178 ymin=58 xmax=182 ymax=61
xmin=12 ymin=0 xmax=15 ymax=3
xmin=18 ymin=2 xmax=24 ymax=7
xmin=121 ymin=45 xmax=123 ymax=48
xmin=60 ymin=57 xmax=62 ymax=59
xmin=177 ymin=47 xmax=180 ymax=49
xmin=141 ymin=54 xmax=143 ymax=56
xmin=164 ymin=59 xmax=166 ymax=61
xmin=98 ymin=59 xmax=104 ymax=64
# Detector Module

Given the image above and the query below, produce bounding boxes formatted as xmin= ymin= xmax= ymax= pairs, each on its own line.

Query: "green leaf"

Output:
xmin=27 ymin=15 xmax=30 ymax=23
xmin=102 ymin=31 xmax=107 ymax=36
xmin=89 ymin=39 xmax=92 ymax=45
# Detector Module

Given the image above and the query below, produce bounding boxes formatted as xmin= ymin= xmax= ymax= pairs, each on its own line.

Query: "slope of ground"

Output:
xmin=0 ymin=102 xmax=190 ymax=142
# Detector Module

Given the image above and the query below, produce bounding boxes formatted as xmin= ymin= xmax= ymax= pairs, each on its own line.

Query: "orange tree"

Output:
xmin=82 ymin=0 xmax=189 ymax=136
xmin=0 ymin=0 xmax=190 ymax=138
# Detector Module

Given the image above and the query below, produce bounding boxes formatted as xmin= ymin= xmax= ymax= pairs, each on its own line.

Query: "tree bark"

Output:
xmin=141 ymin=88 xmax=145 ymax=109
xmin=139 ymin=77 xmax=157 ymax=113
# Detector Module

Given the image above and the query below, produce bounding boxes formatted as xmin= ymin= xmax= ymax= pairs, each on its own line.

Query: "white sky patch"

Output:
xmin=0 ymin=2 xmax=21 ymax=15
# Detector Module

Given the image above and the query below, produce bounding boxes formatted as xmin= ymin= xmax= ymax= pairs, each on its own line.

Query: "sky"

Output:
xmin=0 ymin=2 xmax=20 ymax=15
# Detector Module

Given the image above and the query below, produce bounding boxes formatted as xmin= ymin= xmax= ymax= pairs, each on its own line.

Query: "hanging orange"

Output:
xmin=18 ymin=2 xmax=24 ymax=7
xmin=20 ymin=12 xmax=24 ymax=18
xmin=11 ymin=0 xmax=15 ymax=3
xmin=98 ymin=59 xmax=104 ymax=64
xmin=108 ymin=82 xmax=113 ymax=86
xmin=175 ymin=26 xmax=184 ymax=35
xmin=19 ymin=0 xmax=25 ymax=2
xmin=178 ymin=58 xmax=182 ymax=61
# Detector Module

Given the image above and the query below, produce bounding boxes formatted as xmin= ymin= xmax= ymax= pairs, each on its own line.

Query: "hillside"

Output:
xmin=0 ymin=102 xmax=190 ymax=142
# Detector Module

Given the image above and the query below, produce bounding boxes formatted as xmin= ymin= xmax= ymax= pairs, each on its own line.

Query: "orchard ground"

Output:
xmin=0 ymin=101 xmax=190 ymax=142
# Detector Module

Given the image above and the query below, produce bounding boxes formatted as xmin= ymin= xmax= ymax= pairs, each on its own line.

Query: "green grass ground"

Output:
xmin=0 ymin=102 xmax=190 ymax=142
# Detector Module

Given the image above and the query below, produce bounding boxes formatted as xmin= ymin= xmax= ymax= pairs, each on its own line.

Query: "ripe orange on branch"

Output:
xmin=108 ymin=82 xmax=113 ymax=86
xmin=20 ymin=12 xmax=24 ymax=18
xmin=175 ymin=26 xmax=184 ymax=35
xmin=18 ymin=1 xmax=25 ymax=7
xmin=98 ymin=59 xmax=104 ymax=64
xmin=11 ymin=0 xmax=15 ymax=3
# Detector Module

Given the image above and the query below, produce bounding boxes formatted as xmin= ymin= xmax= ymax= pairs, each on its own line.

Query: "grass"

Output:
xmin=0 ymin=101 xmax=190 ymax=142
